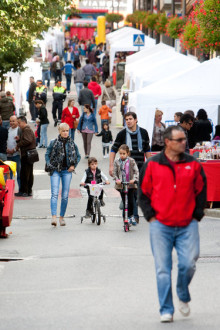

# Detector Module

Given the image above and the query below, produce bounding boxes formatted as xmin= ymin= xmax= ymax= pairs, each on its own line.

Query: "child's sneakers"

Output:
xmin=128 ymin=216 xmax=137 ymax=226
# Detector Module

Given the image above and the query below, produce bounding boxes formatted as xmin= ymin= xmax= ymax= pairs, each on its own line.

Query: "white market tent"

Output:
xmin=109 ymin=33 xmax=155 ymax=74
xmin=128 ymin=58 xmax=220 ymax=143
xmin=106 ymin=26 xmax=144 ymax=50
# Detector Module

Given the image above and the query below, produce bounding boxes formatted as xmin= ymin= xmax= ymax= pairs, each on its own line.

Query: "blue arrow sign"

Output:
xmin=133 ymin=34 xmax=145 ymax=46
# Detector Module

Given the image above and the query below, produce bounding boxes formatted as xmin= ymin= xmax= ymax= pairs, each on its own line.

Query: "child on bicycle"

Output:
xmin=80 ymin=157 xmax=110 ymax=217
xmin=113 ymin=144 xmax=139 ymax=225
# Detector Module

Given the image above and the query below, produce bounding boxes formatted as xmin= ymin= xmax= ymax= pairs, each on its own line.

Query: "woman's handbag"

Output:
xmin=26 ymin=149 xmax=39 ymax=164
xmin=73 ymin=119 xmax=79 ymax=129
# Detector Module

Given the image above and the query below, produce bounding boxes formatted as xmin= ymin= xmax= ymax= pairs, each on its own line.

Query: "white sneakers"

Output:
xmin=178 ymin=300 xmax=190 ymax=317
xmin=160 ymin=314 xmax=173 ymax=323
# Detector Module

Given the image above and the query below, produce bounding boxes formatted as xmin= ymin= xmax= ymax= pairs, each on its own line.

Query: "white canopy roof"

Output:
xmin=129 ymin=58 xmax=220 ymax=143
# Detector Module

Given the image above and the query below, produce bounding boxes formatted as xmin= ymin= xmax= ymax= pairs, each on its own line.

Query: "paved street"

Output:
xmin=0 ymin=87 xmax=220 ymax=329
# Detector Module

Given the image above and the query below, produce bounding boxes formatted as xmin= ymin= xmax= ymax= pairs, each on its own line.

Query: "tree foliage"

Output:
xmin=106 ymin=13 xmax=124 ymax=24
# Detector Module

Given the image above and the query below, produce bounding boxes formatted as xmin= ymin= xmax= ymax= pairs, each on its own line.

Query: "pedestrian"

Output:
xmin=77 ymin=104 xmax=98 ymax=158
xmin=61 ymin=99 xmax=79 ymax=140
xmin=213 ymin=125 xmax=220 ymax=140
xmin=74 ymin=63 xmax=85 ymax=97
xmin=83 ymin=59 xmax=97 ymax=82
xmin=113 ymin=144 xmax=139 ymax=226
xmin=95 ymin=122 xmax=113 ymax=158
xmin=109 ymin=111 xmax=151 ymax=223
xmin=95 ymin=45 xmax=102 ymax=69
xmin=40 ymin=57 xmax=51 ymax=88
xmin=88 ymin=48 xmax=96 ymax=64
xmin=45 ymin=123 xmax=81 ymax=227
xmin=194 ymin=109 xmax=213 ymax=143
xmin=51 ymin=55 xmax=64 ymax=82
xmin=73 ymin=45 xmax=80 ymax=68
xmin=0 ymin=91 xmax=15 ymax=129
xmin=35 ymin=100 xmax=49 ymax=148
xmin=88 ymin=76 xmax=101 ymax=115
xmin=61 ymin=60 xmax=75 ymax=93
xmin=34 ymin=80 xmax=47 ymax=105
xmin=138 ymin=125 xmax=207 ymax=323
xmin=174 ymin=112 xmax=183 ymax=124
xmin=15 ymin=116 xmax=36 ymax=197
xmin=0 ymin=115 xmax=8 ymax=161
xmin=80 ymin=157 xmax=110 ymax=217
xmin=63 ymin=47 xmax=74 ymax=63
xmin=102 ymin=53 xmax=110 ymax=83
xmin=184 ymin=110 xmax=196 ymax=149
xmin=6 ymin=115 xmax=21 ymax=191
xmin=101 ymin=80 xmax=117 ymax=122
xmin=78 ymin=81 xmax=95 ymax=113
xmin=98 ymin=100 xmax=112 ymax=127
xmin=151 ymin=109 xmax=166 ymax=152
xmin=35 ymin=118 xmax=41 ymax=147
xmin=28 ymin=76 xmax=37 ymax=122
xmin=178 ymin=114 xmax=194 ymax=153
xmin=52 ymin=80 xmax=67 ymax=127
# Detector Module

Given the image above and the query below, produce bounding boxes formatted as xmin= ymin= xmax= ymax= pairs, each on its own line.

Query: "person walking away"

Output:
xmin=178 ymin=114 xmax=194 ymax=153
xmin=78 ymin=81 xmax=95 ymax=113
xmin=73 ymin=45 xmax=80 ymax=68
xmin=98 ymin=100 xmax=112 ymax=127
xmin=109 ymin=111 xmax=151 ymax=223
xmin=138 ymin=125 xmax=207 ymax=323
xmin=51 ymin=56 xmax=64 ymax=82
xmin=64 ymin=47 xmax=74 ymax=64
xmin=15 ymin=116 xmax=36 ymax=197
xmin=102 ymin=80 xmax=116 ymax=123
xmin=80 ymin=157 xmax=110 ymax=217
xmin=151 ymin=109 xmax=166 ymax=152
xmin=77 ymin=104 xmax=98 ymax=158
xmin=41 ymin=58 xmax=51 ymax=88
xmin=194 ymin=108 xmax=213 ymax=143
xmin=61 ymin=99 xmax=79 ymax=140
xmin=35 ymin=100 xmax=49 ymax=148
xmin=95 ymin=46 xmax=102 ymax=69
xmin=0 ymin=91 xmax=15 ymax=129
xmin=88 ymin=76 xmax=101 ymax=116
xmin=52 ymin=80 xmax=67 ymax=127
xmin=0 ymin=115 xmax=8 ymax=161
xmin=28 ymin=77 xmax=37 ymax=122
xmin=74 ymin=63 xmax=85 ymax=97
xmin=83 ymin=59 xmax=97 ymax=83
xmin=113 ymin=144 xmax=139 ymax=226
xmin=6 ymin=115 xmax=21 ymax=191
xmin=102 ymin=53 xmax=110 ymax=83
xmin=45 ymin=123 xmax=80 ymax=227
xmin=34 ymin=80 xmax=47 ymax=105
xmin=61 ymin=60 xmax=75 ymax=93
xmin=96 ymin=122 xmax=113 ymax=158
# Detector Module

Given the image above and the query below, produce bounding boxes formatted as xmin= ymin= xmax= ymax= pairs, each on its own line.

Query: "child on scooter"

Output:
xmin=80 ymin=157 xmax=110 ymax=217
xmin=113 ymin=144 xmax=139 ymax=225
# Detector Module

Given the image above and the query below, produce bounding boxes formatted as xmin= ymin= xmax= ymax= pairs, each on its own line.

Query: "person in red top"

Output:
xmin=88 ymin=76 xmax=101 ymax=116
xmin=61 ymin=99 xmax=79 ymax=141
xmin=98 ymin=100 xmax=112 ymax=128
xmin=138 ymin=125 xmax=207 ymax=323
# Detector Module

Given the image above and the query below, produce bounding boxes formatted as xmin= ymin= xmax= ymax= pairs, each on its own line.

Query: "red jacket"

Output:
xmin=88 ymin=81 xmax=101 ymax=99
xmin=61 ymin=106 xmax=79 ymax=129
xmin=138 ymin=151 xmax=207 ymax=226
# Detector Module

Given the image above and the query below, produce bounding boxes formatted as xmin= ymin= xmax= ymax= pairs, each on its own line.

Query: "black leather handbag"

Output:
xmin=27 ymin=149 xmax=39 ymax=164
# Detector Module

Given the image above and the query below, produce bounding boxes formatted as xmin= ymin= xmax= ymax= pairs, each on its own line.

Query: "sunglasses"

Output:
xmin=169 ymin=138 xmax=187 ymax=143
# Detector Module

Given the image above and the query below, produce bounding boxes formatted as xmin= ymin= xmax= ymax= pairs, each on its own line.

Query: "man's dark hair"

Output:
xmin=180 ymin=114 xmax=194 ymax=124
xmin=83 ymin=81 xmax=88 ymax=87
xmin=91 ymin=76 xmax=96 ymax=82
xmin=18 ymin=116 xmax=27 ymax=123
xmin=86 ymin=59 xmax=89 ymax=64
xmin=197 ymin=108 xmax=208 ymax=120
xmin=124 ymin=112 xmax=137 ymax=120
xmin=34 ymin=100 xmax=44 ymax=105
xmin=77 ymin=63 xmax=81 ymax=68
xmin=67 ymin=60 xmax=71 ymax=64
xmin=175 ymin=112 xmax=183 ymax=118
xmin=184 ymin=110 xmax=194 ymax=118
xmin=163 ymin=125 xmax=184 ymax=142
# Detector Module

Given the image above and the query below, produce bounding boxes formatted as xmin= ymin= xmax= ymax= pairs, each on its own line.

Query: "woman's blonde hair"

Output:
xmin=58 ymin=123 xmax=69 ymax=132
xmin=105 ymin=80 xmax=111 ymax=88
xmin=68 ymin=99 xmax=74 ymax=106
xmin=155 ymin=109 xmax=163 ymax=117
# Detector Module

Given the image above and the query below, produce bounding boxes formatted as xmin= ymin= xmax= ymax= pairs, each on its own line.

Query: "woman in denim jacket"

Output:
xmin=77 ymin=104 xmax=98 ymax=158
xmin=45 ymin=123 xmax=81 ymax=227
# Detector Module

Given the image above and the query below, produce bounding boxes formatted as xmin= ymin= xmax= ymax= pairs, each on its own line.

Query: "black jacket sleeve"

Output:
xmin=193 ymin=165 xmax=207 ymax=221
xmin=111 ymin=129 xmax=125 ymax=153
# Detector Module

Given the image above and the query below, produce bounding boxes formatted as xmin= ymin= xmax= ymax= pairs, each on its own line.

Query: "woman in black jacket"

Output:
xmin=35 ymin=100 xmax=49 ymax=148
xmin=194 ymin=109 xmax=212 ymax=143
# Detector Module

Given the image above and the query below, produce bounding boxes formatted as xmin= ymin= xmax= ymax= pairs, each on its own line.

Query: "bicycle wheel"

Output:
xmin=95 ymin=201 xmax=101 ymax=226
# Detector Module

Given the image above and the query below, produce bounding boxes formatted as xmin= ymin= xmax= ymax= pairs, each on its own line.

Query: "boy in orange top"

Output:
xmin=98 ymin=100 xmax=112 ymax=128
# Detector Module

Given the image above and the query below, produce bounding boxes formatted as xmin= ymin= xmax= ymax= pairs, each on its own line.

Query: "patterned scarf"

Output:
xmin=119 ymin=158 xmax=129 ymax=182
xmin=126 ymin=125 xmax=143 ymax=152
xmin=49 ymin=135 xmax=76 ymax=173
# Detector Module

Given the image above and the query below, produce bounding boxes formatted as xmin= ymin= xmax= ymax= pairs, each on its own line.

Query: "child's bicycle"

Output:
xmin=121 ymin=181 xmax=137 ymax=232
xmin=81 ymin=183 xmax=106 ymax=226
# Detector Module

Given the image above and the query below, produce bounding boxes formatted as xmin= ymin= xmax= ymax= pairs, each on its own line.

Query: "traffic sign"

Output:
xmin=133 ymin=34 xmax=145 ymax=46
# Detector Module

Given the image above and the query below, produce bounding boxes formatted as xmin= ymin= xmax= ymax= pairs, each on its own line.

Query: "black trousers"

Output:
xmin=52 ymin=100 xmax=63 ymax=120
xmin=29 ymin=101 xmax=36 ymax=121
xmin=87 ymin=190 xmax=103 ymax=211
xmin=20 ymin=155 xmax=34 ymax=194
xmin=151 ymin=144 xmax=164 ymax=152
xmin=120 ymin=189 xmax=134 ymax=218
xmin=103 ymin=146 xmax=109 ymax=155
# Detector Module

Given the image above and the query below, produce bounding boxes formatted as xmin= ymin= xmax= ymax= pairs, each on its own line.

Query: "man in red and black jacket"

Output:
xmin=138 ymin=125 xmax=206 ymax=323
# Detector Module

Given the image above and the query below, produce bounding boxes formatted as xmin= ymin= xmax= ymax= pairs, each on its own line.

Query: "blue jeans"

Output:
xmin=101 ymin=119 xmax=108 ymax=128
xmin=7 ymin=154 xmax=21 ymax=190
xmin=50 ymin=170 xmax=72 ymax=217
xmin=85 ymin=75 xmax=91 ymax=82
xmin=69 ymin=128 xmax=75 ymax=140
xmin=39 ymin=124 xmax=48 ymax=147
xmin=75 ymin=82 xmax=83 ymax=97
xmin=150 ymin=219 xmax=200 ymax=315
xmin=65 ymin=74 xmax=72 ymax=91
xmin=42 ymin=71 xmax=50 ymax=87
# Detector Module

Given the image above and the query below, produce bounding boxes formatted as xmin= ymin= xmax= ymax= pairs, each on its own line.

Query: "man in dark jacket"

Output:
xmin=28 ymin=77 xmax=37 ymax=122
xmin=0 ymin=91 xmax=15 ymax=129
xmin=52 ymin=80 xmax=66 ymax=126
xmin=35 ymin=100 xmax=49 ymax=148
xmin=0 ymin=115 xmax=8 ymax=161
xmin=138 ymin=125 xmax=206 ymax=323
xmin=178 ymin=114 xmax=194 ymax=153
xmin=78 ymin=81 xmax=95 ymax=112
xmin=15 ymin=116 xmax=36 ymax=197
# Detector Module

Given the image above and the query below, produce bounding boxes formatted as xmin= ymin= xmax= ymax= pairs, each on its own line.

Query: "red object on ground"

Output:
xmin=0 ymin=179 xmax=15 ymax=238
xmin=201 ymin=162 xmax=220 ymax=201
